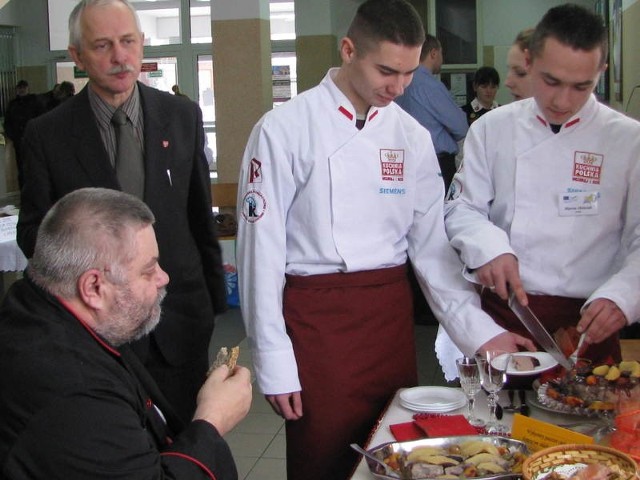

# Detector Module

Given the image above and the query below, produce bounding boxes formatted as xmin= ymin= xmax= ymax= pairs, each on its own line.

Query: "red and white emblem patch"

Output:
xmin=572 ymin=151 xmax=603 ymax=185
xmin=380 ymin=149 xmax=405 ymax=181
xmin=249 ymin=158 xmax=262 ymax=184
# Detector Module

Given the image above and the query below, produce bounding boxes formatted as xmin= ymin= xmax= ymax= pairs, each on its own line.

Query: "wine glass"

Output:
xmin=476 ymin=350 xmax=512 ymax=435
xmin=456 ymin=357 xmax=485 ymax=427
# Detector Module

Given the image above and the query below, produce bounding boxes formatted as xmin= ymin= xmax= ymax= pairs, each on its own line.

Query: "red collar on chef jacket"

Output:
xmin=338 ymin=105 xmax=380 ymax=123
xmin=536 ymin=114 xmax=580 ymax=131
xmin=57 ymin=296 xmax=121 ymax=357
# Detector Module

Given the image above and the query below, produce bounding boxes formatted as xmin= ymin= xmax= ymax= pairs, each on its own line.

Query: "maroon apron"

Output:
xmin=481 ymin=289 xmax=621 ymax=365
xmin=284 ymin=264 xmax=418 ymax=480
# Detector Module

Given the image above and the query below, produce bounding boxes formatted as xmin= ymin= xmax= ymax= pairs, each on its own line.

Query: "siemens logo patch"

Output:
xmin=379 ymin=187 xmax=406 ymax=195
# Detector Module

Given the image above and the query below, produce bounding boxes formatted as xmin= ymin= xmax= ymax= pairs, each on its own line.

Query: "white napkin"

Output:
xmin=435 ymin=325 xmax=464 ymax=381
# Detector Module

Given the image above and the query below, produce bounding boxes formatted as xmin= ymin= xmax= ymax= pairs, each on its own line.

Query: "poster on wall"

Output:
xmin=612 ymin=0 xmax=622 ymax=102
xmin=272 ymin=65 xmax=291 ymax=104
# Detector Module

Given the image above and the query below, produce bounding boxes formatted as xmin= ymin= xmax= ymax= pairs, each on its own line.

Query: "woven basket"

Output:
xmin=522 ymin=444 xmax=638 ymax=480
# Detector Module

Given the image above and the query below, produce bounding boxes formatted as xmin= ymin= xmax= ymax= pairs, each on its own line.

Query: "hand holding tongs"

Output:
xmin=569 ymin=332 xmax=587 ymax=365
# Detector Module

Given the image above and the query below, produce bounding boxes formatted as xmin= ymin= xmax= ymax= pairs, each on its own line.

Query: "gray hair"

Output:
xmin=29 ymin=188 xmax=155 ymax=298
xmin=69 ymin=0 xmax=142 ymax=51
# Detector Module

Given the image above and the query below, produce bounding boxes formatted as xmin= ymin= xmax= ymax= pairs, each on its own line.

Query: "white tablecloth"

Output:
xmin=0 ymin=239 xmax=27 ymax=272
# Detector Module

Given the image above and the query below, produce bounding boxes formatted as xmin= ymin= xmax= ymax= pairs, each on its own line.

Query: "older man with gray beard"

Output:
xmin=0 ymin=188 xmax=251 ymax=479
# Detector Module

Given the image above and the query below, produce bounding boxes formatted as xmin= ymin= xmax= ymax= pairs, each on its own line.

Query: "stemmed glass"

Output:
xmin=476 ymin=350 xmax=511 ymax=435
xmin=456 ymin=357 xmax=485 ymax=427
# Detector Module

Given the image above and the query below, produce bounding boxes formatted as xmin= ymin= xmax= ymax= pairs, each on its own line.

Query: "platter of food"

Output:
xmin=363 ymin=435 xmax=530 ymax=479
xmin=535 ymin=360 xmax=640 ymax=417
xmin=507 ymin=352 xmax=558 ymax=377
xmin=527 ymin=390 xmax=586 ymax=418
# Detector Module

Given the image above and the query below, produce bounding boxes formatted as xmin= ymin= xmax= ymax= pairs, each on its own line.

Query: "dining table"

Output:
xmin=348 ymin=386 xmax=608 ymax=480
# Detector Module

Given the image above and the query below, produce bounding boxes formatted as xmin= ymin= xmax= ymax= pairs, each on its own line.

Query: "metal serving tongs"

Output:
xmin=350 ymin=443 xmax=402 ymax=479
xmin=569 ymin=332 xmax=587 ymax=366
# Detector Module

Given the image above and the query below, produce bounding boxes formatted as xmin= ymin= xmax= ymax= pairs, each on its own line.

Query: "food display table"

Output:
xmin=0 ymin=194 xmax=27 ymax=295
xmin=0 ymin=238 xmax=27 ymax=273
xmin=348 ymin=387 xmax=601 ymax=479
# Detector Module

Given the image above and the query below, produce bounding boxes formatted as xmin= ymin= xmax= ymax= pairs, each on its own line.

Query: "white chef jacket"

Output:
xmin=237 ymin=69 xmax=501 ymax=393
xmin=445 ymin=95 xmax=640 ymax=329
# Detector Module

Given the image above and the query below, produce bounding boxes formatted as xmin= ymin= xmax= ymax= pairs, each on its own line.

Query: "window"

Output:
xmin=139 ymin=57 xmax=178 ymax=92
xmin=190 ymin=0 xmax=212 ymax=44
xmin=197 ymin=55 xmax=216 ymax=174
xmin=433 ymin=0 xmax=478 ymax=66
xmin=270 ymin=2 xmax=295 ymax=40
xmin=130 ymin=1 xmax=181 ymax=46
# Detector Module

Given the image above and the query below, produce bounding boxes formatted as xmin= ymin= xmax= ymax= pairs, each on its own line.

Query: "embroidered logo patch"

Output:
xmin=446 ymin=178 xmax=463 ymax=201
xmin=249 ymin=158 xmax=262 ymax=184
xmin=380 ymin=149 xmax=405 ymax=181
xmin=572 ymin=151 xmax=603 ymax=185
xmin=241 ymin=190 xmax=267 ymax=223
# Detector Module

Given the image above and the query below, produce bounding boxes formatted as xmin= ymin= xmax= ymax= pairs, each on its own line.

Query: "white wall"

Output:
xmin=8 ymin=0 xmax=53 ymax=67
xmin=481 ymin=0 xmax=594 ymax=105
xmin=0 ymin=0 xmax=19 ymax=25
xmin=481 ymin=0 xmax=593 ymax=46
xmin=331 ymin=0 xmax=360 ymax=42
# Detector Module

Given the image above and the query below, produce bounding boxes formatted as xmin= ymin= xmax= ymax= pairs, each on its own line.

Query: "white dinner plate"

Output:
xmin=399 ymin=387 xmax=467 ymax=412
xmin=507 ymin=352 xmax=558 ymax=376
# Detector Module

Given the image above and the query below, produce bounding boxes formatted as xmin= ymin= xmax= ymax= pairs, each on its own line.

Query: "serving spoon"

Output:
xmin=350 ymin=443 xmax=401 ymax=478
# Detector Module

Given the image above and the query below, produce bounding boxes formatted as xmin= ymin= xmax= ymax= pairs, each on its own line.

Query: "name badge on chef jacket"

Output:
xmin=558 ymin=191 xmax=600 ymax=216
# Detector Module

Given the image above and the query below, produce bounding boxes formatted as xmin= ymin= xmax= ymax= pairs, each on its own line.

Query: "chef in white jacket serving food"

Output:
xmin=444 ymin=3 xmax=640 ymax=366
xmin=236 ymin=1 xmax=533 ymax=479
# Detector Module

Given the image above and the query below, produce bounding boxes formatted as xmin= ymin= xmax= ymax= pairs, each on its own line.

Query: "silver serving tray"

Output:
xmin=364 ymin=435 xmax=530 ymax=480
xmin=536 ymin=382 xmax=602 ymax=418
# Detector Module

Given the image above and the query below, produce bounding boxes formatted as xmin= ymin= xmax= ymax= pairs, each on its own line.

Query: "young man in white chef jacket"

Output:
xmin=236 ymin=1 xmax=535 ymax=479
xmin=444 ymin=3 xmax=640 ymax=365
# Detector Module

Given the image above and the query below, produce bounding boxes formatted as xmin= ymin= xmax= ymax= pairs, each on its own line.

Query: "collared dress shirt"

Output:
xmin=395 ymin=65 xmax=468 ymax=155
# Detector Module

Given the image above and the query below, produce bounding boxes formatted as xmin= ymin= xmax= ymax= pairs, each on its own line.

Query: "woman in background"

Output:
xmin=504 ymin=28 xmax=534 ymax=101
xmin=462 ymin=66 xmax=500 ymax=126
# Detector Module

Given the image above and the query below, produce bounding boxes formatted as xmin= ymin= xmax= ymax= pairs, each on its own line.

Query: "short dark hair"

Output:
xmin=420 ymin=34 xmax=441 ymax=62
xmin=530 ymin=3 xmax=608 ymax=67
xmin=473 ymin=66 xmax=500 ymax=87
xmin=55 ymin=81 xmax=76 ymax=99
xmin=347 ymin=0 xmax=425 ymax=57
xmin=16 ymin=80 xmax=28 ymax=88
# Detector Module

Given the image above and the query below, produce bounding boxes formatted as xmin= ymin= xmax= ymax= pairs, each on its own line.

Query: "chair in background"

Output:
xmin=210 ymin=182 xmax=238 ymax=240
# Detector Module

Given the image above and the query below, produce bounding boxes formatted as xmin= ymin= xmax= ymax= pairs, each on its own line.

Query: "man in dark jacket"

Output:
xmin=17 ymin=0 xmax=227 ymax=423
xmin=0 ymin=188 xmax=251 ymax=479
xmin=3 ymin=80 xmax=43 ymax=189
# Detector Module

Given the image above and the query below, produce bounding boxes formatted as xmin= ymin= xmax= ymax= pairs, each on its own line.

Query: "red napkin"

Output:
xmin=389 ymin=421 xmax=426 ymax=441
xmin=413 ymin=414 xmax=478 ymax=437
xmin=389 ymin=414 xmax=482 ymax=441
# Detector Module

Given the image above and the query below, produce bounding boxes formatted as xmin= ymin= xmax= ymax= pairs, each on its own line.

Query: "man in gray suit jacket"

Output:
xmin=17 ymin=0 xmax=227 ymax=423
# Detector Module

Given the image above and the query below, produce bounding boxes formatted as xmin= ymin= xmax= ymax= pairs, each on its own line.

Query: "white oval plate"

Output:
xmin=507 ymin=352 xmax=558 ymax=376
xmin=399 ymin=387 xmax=467 ymax=412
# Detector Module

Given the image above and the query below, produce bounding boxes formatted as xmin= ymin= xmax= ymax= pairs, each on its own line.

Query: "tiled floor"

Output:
xmin=210 ymin=308 xmax=451 ymax=480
